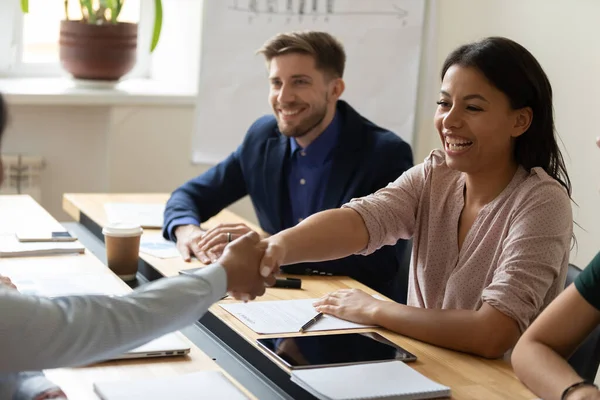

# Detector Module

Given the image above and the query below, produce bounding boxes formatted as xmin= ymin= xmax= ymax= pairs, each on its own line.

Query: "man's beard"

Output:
xmin=276 ymin=102 xmax=328 ymax=139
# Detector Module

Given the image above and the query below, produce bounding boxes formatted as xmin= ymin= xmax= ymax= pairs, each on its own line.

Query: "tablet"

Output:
xmin=257 ymin=332 xmax=417 ymax=369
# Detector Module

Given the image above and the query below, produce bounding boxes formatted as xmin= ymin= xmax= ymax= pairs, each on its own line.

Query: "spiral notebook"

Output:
xmin=290 ymin=360 xmax=451 ymax=400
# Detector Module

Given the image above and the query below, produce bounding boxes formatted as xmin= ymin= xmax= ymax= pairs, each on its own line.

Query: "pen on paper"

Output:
xmin=299 ymin=312 xmax=324 ymax=333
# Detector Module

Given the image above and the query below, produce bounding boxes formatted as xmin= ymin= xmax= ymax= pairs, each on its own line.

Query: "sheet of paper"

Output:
xmin=220 ymin=298 xmax=375 ymax=334
xmin=13 ymin=274 xmax=127 ymax=297
xmin=104 ymin=203 xmax=165 ymax=228
xmin=140 ymin=236 xmax=180 ymax=259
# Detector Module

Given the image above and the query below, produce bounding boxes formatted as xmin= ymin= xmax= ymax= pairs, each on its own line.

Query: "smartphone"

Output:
xmin=15 ymin=230 xmax=78 ymax=242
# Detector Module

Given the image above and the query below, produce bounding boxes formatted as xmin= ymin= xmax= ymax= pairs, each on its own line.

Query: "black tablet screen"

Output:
xmin=257 ymin=332 xmax=416 ymax=369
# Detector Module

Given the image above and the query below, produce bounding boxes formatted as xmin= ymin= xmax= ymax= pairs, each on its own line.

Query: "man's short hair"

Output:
xmin=257 ymin=31 xmax=346 ymax=79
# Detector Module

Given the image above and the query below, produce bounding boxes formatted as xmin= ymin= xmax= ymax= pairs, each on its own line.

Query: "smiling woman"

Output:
xmin=257 ymin=36 xmax=574 ymax=359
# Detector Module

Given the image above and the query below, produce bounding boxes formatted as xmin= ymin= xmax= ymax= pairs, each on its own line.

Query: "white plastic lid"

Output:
xmin=102 ymin=222 xmax=143 ymax=237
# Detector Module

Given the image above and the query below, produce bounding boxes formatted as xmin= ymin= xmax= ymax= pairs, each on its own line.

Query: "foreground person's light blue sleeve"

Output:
xmin=0 ymin=264 xmax=227 ymax=373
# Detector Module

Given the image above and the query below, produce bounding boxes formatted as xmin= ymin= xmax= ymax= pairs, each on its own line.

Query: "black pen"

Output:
xmin=299 ymin=312 xmax=324 ymax=333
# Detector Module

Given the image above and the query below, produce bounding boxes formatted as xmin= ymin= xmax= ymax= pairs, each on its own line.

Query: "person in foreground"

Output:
xmin=257 ymin=36 xmax=573 ymax=359
xmin=163 ymin=31 xmax=413 ymax=301
xmin=0 ymin=94 xmax=271 ymax=399
xmin=511 ymin=138 xmax=600 ymax=400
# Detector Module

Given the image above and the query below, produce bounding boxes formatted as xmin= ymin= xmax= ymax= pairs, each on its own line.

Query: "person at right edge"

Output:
xmin=512 ymin=139 xmax=600 ymax=400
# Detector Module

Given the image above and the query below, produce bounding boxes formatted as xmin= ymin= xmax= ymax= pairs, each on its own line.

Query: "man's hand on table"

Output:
xmin=175 ymin=223 xmax=261 ymax=264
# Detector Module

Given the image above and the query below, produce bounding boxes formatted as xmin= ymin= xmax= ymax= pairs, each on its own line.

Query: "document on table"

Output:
xmin=13 ymin=274 xmax=127 ymax=297
xmin=219 ymin=298 xmax=376 ymax=334
xmin=104 ymin=203 xmax=165 ymax=228
xmin=140 ymin=236 xmax=180 ymax=259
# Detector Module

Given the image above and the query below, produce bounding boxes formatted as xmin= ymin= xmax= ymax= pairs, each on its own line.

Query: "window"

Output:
xmin=0 ymin=0 xmax=152 ymax=78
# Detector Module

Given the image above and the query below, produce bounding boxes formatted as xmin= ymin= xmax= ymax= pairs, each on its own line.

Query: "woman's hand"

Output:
xmin=313 ymin=289 xmax=383 ymax=325
xmin=258 ymin=237 xmax=288 ymax=279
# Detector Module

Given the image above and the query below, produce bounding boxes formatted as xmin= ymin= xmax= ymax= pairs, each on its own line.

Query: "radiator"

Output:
xmin=0 ymin=154 xmax=44 ymax=202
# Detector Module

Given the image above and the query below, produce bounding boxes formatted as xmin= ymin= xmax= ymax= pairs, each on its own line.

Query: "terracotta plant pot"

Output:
xmin=59 ymin=20 xmax=138 ymax=81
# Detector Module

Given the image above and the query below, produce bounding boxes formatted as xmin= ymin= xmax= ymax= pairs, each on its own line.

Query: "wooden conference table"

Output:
xmin=0 ymin=195 xmax=255 ymax=400
xmin=62 ymin=193 xmax=537 ymax=400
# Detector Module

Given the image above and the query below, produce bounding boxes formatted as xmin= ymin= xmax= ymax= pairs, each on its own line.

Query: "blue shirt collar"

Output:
xmin=289 ymin=110 xmax=341 ymax=165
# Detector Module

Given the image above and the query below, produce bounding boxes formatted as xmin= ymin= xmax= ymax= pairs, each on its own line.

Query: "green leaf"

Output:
xmin=101 ymin=0 xmax=118 ymax=23
xmin=80 ymin=0 xmax=96 ymax=23
xmin=150 ymin=0 xmax=163 ymax=52
xmin=20 ymin=0 xmax=28 ymax=13
xmin=115 ymin=0 xmax=123 ymax=20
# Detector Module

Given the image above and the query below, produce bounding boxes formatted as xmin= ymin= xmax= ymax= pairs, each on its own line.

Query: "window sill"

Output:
xmin=0 ymin=78 xmax=197 ymax=106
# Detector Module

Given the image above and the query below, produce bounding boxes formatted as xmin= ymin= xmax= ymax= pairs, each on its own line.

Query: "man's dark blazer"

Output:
xmin=163 ymin=100 xmax=414 ymax=302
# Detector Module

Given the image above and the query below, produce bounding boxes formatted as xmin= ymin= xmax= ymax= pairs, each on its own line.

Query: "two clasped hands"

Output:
xmin=174 ymin=223 xmax=384 ymax=325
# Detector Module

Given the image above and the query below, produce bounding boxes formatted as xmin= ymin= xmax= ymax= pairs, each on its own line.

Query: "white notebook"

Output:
xmin=0 ymin=234 xmax=85 ymax=257
xmin=93 ymin=370 xmax=249 ymax=400
xmin=291 ymin=361 xmax=451 ymax=400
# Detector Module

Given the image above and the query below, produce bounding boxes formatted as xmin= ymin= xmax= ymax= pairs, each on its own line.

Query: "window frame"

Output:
xmin=0 ymin=1 xmax=153 ymax=79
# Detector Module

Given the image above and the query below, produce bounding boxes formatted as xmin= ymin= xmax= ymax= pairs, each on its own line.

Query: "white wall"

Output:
xmin=1 ymin=104 xmax=258 ymax=225
xmin=2 ymin=105 xmax=110 ymax=216
xmin=413 ymin=0 xmax=600 ymax=267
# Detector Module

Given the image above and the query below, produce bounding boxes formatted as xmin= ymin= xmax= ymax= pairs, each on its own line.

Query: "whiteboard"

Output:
xmin=193 ymin=0 xmax=426 ymax=164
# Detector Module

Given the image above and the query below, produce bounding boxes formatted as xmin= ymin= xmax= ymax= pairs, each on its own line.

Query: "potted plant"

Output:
xmin=20 ymin=0 xmax=163 ymax=81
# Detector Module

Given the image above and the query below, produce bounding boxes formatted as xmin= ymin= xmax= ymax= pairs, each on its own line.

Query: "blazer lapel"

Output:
xmin=321 ymin=103 xmax=363 ymax=210
xmin=321 ymin=140 xmax=361 ymax=210
xmin=264 ymin=134 xmax=289 ymax=232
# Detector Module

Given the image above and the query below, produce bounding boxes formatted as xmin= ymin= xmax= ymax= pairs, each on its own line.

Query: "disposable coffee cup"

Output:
xmin=102 ymin=222 xmax=143 ymax=281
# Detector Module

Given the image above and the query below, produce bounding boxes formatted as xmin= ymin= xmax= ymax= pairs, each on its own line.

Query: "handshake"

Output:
xmin=205 ymin=230 xmax=284 ymax=301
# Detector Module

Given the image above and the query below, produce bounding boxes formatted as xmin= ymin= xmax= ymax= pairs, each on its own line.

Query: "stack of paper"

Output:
xmin=219 ymin=298 xmax=376 ymax=334
xmin=93 ymin=370 xmax=249 ymax=400
xmin=0 ymin=234 xmax=85 ymax=257
xmin=291 ymin=361 xmax=451 ymax=400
